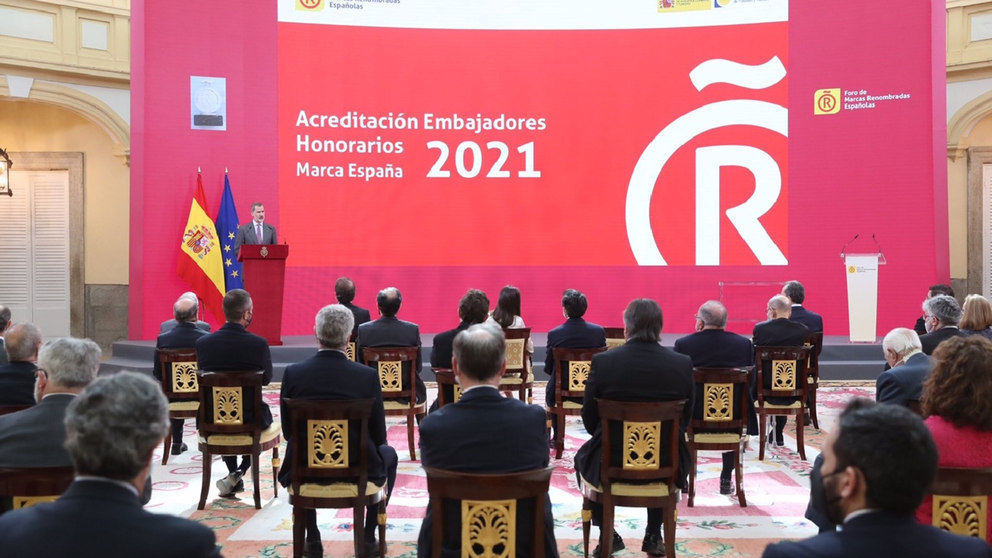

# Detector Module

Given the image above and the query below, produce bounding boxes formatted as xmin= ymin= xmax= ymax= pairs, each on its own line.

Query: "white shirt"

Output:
xmin=461 ymin=384 xmax=499 ymax=395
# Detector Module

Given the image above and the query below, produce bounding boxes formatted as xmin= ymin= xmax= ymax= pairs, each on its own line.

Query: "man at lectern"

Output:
xmin=234 ymin=202 xmax=277 ymax=258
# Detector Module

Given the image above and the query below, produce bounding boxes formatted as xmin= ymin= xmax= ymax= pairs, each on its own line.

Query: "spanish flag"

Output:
xmin=177 ymin=173 xmax=225 ymax=322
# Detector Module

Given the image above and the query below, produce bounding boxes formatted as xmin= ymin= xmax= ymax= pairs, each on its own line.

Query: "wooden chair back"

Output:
xmin=754 ymin=346 xmax=811 ymax=402
xmin=346 ymin=330 xmax=358 ymax=362
xmin=551 ymin=346 xmax=607 ymax=402
xmin=423 ymin=466 xmax=554 ymax=558
xmin=196 ymin=370 xmax=267 ymax=440
xmin=930 ymin=466 xmax=992 ymax=540
xmin=432 ymin=368 xmax=461 ymax=407
xmin=596 ymin=399 xmax=686 ymax=485
xmin=362 ymin=346 xmax=420 ymax=403
xmin=804 ymin=332 xmax=823 ymax=379
xmin=0 ymin=466 xmax=75 ymax=513
xmin=157 ymin=348 xmax=200 ymax=400
xmin=283 ymin=398 xmax=374 ymax=493
xmin=689 ymin=368 xmax=749 ymax=436
xmin=603 ymin=327 xmax=625 ymax=350
xmin=503 ymin=327 xmax=531 ymax=376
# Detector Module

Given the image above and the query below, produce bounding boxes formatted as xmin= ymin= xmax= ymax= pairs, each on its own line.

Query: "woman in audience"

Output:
xmin=488 ymin=285 xmax=534 ymax=354
xmin=959 ymin=294 xmax=992 ymax=340
xmin=916 ymin=336 xmax=992 ymax=542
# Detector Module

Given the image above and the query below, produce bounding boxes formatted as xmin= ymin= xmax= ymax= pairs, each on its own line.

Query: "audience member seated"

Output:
xmin=280 ymin=304 xmax=397 ymax=558
xmin=0 ymin=338 xmax=100 ymax=468
xmin=196 ymin=288 xmax=274 ymax=498
xmin=753 ymin=295 xmax=809 ymax=447
xmin=357 ymin=287 xmax=427 ymax=405
xmin=0 ymin=372 xmax=222 ymax=558
xmin=914 ymin=284 xmax=954 ymax=336
xmin=960 ymin=294 xmax=992 ymax=341
xmin=153 ymin=294 xmax=209 ymax=457
xmin=545 ymin=289 xmax=606 ymax=446
xmin=876 ymin=328 xmax=932 ymax=407
xmin=0 ymin=323 xmax=43 ymax=407
xmin=429 ymin=289 xmax=489 ymax=413
xmin=782 ymin=280 xmax=823 ymax=333
xmin=418 ymin=323 xmax=558 ymax=558
xmin=762 ymin=400 xmax=992 ymax=558
xmin=575 ymin=299 xmax=693 ymax=557
xmin=0 ymin=305 xmax=11 ymax=367
xmin=335 ymin=276 xmax=371 ymax=333
xmin=674 ymin=300 xmax=755 ymax=495
xmin=159 ymin=291 xmax=211 ymax=333
xmin=916 ymin=336 xmax=992 ymax=542
xmin=919 ymin=294 xmax=964 ymax=355
xmin=487 ymin=285 xmax=535 ymax=355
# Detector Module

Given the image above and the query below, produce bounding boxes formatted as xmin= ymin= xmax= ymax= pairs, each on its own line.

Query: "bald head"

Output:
xmin=767 ymin=295 xmax=792 ymax=319
xmin=376 ymin=287 xmax=402 ymax=317
xmin=173 ymin=296 xmax=198 ymax=323
xmin=4 ymin=322 xmax=42 ymax=362
xmin=697 ymin=300 xmax=728 ymax=329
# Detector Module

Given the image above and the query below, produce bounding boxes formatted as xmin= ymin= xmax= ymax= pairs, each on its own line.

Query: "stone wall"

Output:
xmin=85 ymin=284 xmax=128 ymax=354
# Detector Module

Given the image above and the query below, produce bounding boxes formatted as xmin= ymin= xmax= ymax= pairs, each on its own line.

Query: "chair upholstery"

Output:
xmin=579 ymin=399 xmax=686 ymax=558
xmin=755 ymin=346 xmax=811 ymax=461
xmin=929 ymin=466 xmax=992 ymax=541
xmin=284 ymin=398 xmax=387 ymax=558
xmin=196 ymin=370 xmax=281 ymax=510
xmin=423 ymin=466 xmax=554 ymax=558
xmin=549 ymin=346 xmax=607 ymax=459
xmin=362 ymin=346 xmax=424 ymax=460
xmin=603 ymin=327 xmax=625 ymax=351
xmin=688 ymin=367 xmax=750 ymax=507
xmin=0 ymin=466 xmax=75 ymax=515
xmin=804 ymin=332 xmax=823 ymax=429
xmin=156 ymin=348 xmax=201 ymax=465
xmin=498 ymin=328 xmax=534 ymax=403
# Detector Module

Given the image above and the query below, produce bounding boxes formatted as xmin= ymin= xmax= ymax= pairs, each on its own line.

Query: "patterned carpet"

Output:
xmin=146 ymin=382 xmax=875 ymax=558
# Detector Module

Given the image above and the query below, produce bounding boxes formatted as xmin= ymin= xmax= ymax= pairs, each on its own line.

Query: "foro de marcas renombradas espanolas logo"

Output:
xmin=814 ymin=89 xmax=841 ymax=115
xmin=297 ymin=0 xmax=323 ymax=11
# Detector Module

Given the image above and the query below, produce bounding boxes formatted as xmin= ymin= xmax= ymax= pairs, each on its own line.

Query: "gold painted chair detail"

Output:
xmin=284 ymin=398 xmax=388 ymax=558
xmin=346 ymin=330 xmax=358 ymax=362
xmin=362 ymin=346 xmax=424 ymax=461
xmin=549 ymin=346 xmax=607 ymax=460
xmin=196 ymin=370 xmax=281 ymax=510
xmin=929 ymin=466 xmax=992 ymax=543
xmin=498 ymin=328 xmax=533 ymax=403
xmin=579 ymin=399 xmax=686 ymax=558
xmin=755 ymin=346 xmax=811 ymax=461
xmin=687 ymin=367 xmax=750 ymax=507
xmin=156 ymin=348 xmax=201 ymax=465
xmin=0 ymin=466 xmax=75 ymax=516
xmin=423 ymin=466 xmax=554 ymax=558
xmin=603 ymin=327 xmax=625 ymax=351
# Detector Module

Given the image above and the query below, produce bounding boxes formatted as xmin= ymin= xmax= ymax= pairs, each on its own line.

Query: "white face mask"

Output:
xmin=924 ymin=316 xmax=935 ymax=333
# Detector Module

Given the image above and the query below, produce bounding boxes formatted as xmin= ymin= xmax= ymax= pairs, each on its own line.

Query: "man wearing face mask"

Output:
xmin=765 ymin=400 xmax=992 ymax=558
xmin=918 ymin=294 xmax=964 ymax=355
xmin=196 ymin=288 xmax=274 ymax=498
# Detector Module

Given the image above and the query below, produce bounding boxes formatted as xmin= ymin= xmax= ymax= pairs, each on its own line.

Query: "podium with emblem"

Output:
xmin=238 ymin=244 xmax=289 ymax=345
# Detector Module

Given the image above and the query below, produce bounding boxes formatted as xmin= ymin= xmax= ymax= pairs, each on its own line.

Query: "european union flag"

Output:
xmin=215 ymin=175 xmax=244 ymax=291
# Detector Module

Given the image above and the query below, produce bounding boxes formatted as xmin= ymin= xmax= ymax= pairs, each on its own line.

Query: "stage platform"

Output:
xmin=102 ymin=333 xmax=885 ymax=382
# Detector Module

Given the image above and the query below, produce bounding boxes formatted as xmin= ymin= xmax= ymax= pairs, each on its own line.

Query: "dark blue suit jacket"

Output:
xmin=762 ymin=511 xmax=992 ymax=558
xmin=919 ymin=327 xmax=965 ymax=356
xmin=153 ymin=321 xmax=208 ymax=382
xmin=0 ymin=480 xmax=220 ymax=558
xmin=342 ymin=302 xmax=372 ymax=333
xmin=0 ymin=361 xmax=37 ymax=407
xmin=753 ymin=318 xmax=809 ymax=393
xmin=195 ymin=322 xmax=273 ymax=428
xmin=674 ymin=329 xmax=756 ymax=434
xmin=544 ymin=318 xmax=605 ymax=406
xmin=418 ymin=387 xmax=557 ymax=558
xmin=789 ymin=305 xmax=823 ymax=333
xmin=875 ymin=352 xmax=932 ymax=407
xmin=357 ymin=316 xmax=426 ymax=403
xmin=278 ymin=350 xmax=389 ymax=487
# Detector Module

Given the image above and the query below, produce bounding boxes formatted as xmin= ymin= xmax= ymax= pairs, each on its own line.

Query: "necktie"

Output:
xmin=256 ymin=223 xmax=262 ymax=244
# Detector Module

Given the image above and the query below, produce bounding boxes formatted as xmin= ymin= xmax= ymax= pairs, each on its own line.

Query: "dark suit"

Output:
xmin=234 ymin=220 xmax=277 ymax=258
xmin=0 ymin=361 xmax=37 ymax=407
xmin=544 ymin=318 xmax=606 ymax=411
xmin=0 ymin=339 xmax=7 ymax=367
xmin=914 ymin=315 xmax=927 ymax=336
xmin=919 ymin=326 xmax=964 ymax=356
xmin=762 ymin=511 xmax=992 ymax=558
xmin=342 ymin=301 xmax=372 ymax=333
xmin=875 ymin=352 xmax=932 ymax=407
xmin=428 ymin=320 xmax=472 ymax=413
xmin=196 ymin=322 xmax=274 ymax=473
xmin=279 ymin=350 xmax=397 ymax=541
xmin=0 ymin=480 xmax=221 ymax=558
xmin=153 ymin=322 xmax=208 ymax=443
xmin=752 ymin=318 xmax=809 ymax=432
xmin=789 ymin=305 xmax=823 ymax=333
xmin=418 ymin=387 xmax=558 ymax=558
xmin=357 ymin=316 xmax=426 ymax=404
xmin=0 ymin=393 xmax=75 ymax=468
xmin=160 ymin=319 xmax=211 ymax=333
xmin=574 ymin=339 xmax=694 ymax=531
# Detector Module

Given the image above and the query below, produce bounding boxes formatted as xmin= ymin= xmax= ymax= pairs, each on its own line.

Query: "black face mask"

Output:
xmin=811 ymin=465 xmax=846 ymax=526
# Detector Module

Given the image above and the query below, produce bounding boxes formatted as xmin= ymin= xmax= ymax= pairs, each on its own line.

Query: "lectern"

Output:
xmin=843 ymin=252 xmax=885 ymax=343
xmin=238 ymin=244 xmax=288 ymax=345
